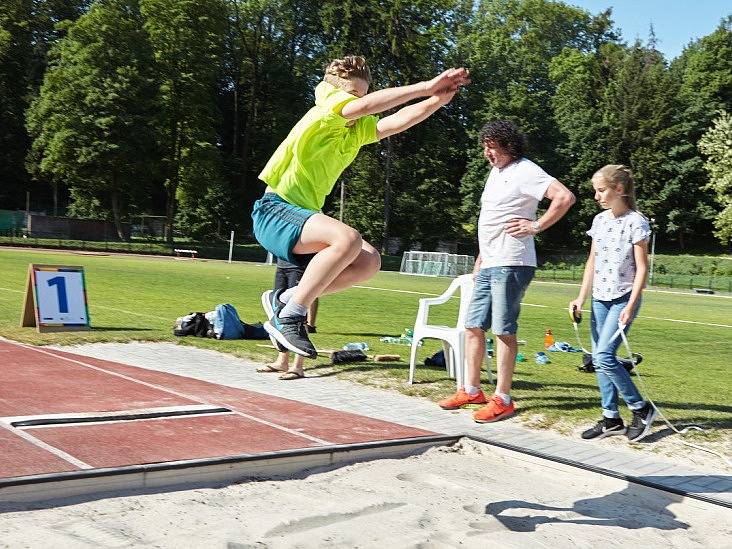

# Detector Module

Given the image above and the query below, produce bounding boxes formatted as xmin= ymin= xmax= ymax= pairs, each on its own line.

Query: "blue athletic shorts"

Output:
xmin=465 ymin=266 xmax=535 ymax=335
xmin=251 ymin=193 xmax=317 ymax=266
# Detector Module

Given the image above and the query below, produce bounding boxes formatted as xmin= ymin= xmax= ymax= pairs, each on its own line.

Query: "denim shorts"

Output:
xmin=251 ymin=193 xmax=317 ymax=266
xmin=465 ymin=266 xmax=535 ymax=335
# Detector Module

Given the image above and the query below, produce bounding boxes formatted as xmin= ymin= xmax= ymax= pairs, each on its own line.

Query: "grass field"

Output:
xmin=1 ymin=247 xmax=730 ymax=440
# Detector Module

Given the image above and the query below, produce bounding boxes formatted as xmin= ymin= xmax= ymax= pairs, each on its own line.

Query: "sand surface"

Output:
xmin=1 ymin=439 xmax=728 ymax=548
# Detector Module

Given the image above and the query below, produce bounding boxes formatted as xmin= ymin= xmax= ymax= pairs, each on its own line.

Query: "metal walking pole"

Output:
xmin=649 ymin=218 xmax=656 ymax=285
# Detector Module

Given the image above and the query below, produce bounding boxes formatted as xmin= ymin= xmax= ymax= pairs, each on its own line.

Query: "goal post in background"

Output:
xmin=399 ymin=251 xmax=475 ymax=277
xmin=131 ymin=215 xmax=166 ymax=238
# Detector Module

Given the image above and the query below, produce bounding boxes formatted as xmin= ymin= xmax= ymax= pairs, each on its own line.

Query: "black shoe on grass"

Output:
xmin=264 ymin=314 xmax=317 ymax=359
xmin=619 ymin=353 xmax=642 ymax=374
xmin=627 ymin=403 xmax=658 ymax=442
xmin=261 ymin=289 xmax=286 ymax=352
xmin=581 ymin=417 xmax=626 ymax=440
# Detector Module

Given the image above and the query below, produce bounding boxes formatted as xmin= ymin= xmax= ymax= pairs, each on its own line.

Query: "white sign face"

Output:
xmin=34 ymin=270 xmax=89 ymax=325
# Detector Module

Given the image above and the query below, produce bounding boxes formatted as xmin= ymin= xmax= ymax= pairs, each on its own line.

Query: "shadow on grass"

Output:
xmin=304 ymin=360 xmax=732 ymax=430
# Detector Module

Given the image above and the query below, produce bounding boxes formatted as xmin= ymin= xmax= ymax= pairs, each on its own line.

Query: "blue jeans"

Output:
xmin=465 ymin=266 xmax=534 ymax=335
xmin=591 ymin=292 xmax=645 ymax=418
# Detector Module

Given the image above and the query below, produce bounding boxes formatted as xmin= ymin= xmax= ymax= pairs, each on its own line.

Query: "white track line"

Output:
xmin=353 ymin=284 xmax=730 ymax=328
xmin=3 ymin=340 xmax=334 ymax=446
xmin=0 ymin=421 xmax=92 ymax=469
xmin=637 ymin=316 xmax=731 ymax=329
xmin=352 ymin=285 xmax=550 ymax=306
xmin=93 ymin=305 xmax=170 ymax=321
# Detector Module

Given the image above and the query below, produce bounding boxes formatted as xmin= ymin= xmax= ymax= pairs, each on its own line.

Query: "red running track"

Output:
xmin=0 ymin=340 xmax=434 ymax=479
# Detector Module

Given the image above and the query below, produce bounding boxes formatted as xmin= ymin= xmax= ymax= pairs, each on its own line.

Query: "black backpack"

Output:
xmin=174 ymin=312 xmax=213 ymax=338
xmin=579 ymin=352 xmax=642 ymax=374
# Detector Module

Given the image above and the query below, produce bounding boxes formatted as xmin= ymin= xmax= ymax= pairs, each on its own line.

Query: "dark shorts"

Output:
xmin=252 ymin=192 xmax=317 ymax=266
xmin=274 ymin=267 xmax=304 ymax=292
xmin=465 ymin=266 xmax=535 ymax=335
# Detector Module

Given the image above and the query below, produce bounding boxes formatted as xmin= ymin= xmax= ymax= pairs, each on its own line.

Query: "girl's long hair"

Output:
xmin=593 ymin=164 xmax=638 ymax=210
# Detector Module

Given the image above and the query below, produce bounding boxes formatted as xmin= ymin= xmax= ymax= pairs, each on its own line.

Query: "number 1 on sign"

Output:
xmin=47 ymin=276 xmax=69 ymax=313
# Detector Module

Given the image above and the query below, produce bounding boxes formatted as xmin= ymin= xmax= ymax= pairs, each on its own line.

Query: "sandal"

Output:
xmin=256 ymin=363 xmax=287 ymax=373
xmin=279 ymin=370 xmax=305 ymax=380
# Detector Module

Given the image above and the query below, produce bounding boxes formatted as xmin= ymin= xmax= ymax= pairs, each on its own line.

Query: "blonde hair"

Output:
xmin=593 ymin=164 xmax=638 ymax=210
xmin=323 ymin=55 xmax=371 ymax=90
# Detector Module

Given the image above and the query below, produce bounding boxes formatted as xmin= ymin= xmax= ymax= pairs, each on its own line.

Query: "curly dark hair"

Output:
xmin=478 ymin=120 xmax=527 ymax=160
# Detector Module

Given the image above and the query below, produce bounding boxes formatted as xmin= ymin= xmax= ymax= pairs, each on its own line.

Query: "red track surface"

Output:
xmin=0 ymin=341 xmax=434 ymax=480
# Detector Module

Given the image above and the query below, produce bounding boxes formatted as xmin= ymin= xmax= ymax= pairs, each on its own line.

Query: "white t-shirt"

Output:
xmin=477 ymin=158 xmax=555 ymax=268
xmin=586 ymin=209 xmax=651 ymax=300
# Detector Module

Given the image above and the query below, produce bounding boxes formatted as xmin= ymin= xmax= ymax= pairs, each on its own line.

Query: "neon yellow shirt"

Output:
xmin=258 ymin=81 xmax=379 ymax=210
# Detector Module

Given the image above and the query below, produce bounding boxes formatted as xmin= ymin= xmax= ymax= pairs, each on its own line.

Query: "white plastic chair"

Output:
xmin=408 ymin=274 xmax=494 ymax=388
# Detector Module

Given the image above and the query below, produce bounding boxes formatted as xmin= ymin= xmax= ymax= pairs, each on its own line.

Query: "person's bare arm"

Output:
xmin=569 ymin=244 xmax=595 ymax=314
xmin=472 ymin=254 xmax=482 ymax=277
xmin=341 ymin=68 xmax=469 ymax=120
xmin=619 ymin=240 xmax=649 ymax=325
xmin=504 ymin=180 xmax=576 ymax=237
xmin=376 ymin=95 xmax=448 ymax=139
xmin=341 ymin=82 xmax=427 ymax=120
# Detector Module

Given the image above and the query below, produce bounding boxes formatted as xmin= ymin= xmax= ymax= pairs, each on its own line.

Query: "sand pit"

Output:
xmin=1 ymin=439 xmax=728 ymax=548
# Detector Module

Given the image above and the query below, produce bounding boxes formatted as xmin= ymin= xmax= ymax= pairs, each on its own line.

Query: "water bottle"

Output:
xmin=543 ymin=329 xmax=555 ymax=350
xmin=485 ymin=337 xmax=494 ymax=358
xmin=343 ymin=342 xmax=369 ymax=351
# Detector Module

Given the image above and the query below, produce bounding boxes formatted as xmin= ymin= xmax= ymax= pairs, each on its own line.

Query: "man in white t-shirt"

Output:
xmin=438 ymin=120 xmax=575 ymax=422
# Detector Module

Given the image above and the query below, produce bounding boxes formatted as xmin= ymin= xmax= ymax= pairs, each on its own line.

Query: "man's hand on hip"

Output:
xmin=505 ymin=218 xmax=539 ymax=237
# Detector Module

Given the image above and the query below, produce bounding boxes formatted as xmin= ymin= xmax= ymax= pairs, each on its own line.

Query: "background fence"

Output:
xmin=534 ymin=266 xmax=732 ymax=293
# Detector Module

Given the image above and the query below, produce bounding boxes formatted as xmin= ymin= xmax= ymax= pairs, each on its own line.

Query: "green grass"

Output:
xmin=1 ymin=247 xmax=730 ymax=437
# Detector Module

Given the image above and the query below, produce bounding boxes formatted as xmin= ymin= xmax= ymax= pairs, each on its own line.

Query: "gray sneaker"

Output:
xmin=264 ymin=313 xmax=317 ymax=359
xmin=261 ymin=289 xmax=286 ymax=352
xmin=627 ymin=403 xmax=658 ymax=442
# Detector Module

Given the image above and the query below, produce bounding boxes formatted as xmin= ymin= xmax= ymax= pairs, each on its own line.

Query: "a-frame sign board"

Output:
xmin=21 ymin=264 xmax=91 ymax=333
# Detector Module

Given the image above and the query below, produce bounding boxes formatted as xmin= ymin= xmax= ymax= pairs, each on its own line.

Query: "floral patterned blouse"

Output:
xmin=587 ymin=209 xmax=650 ymax=301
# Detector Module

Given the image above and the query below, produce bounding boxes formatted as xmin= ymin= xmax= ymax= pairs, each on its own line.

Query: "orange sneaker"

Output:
xmin=473 ymin=394 xmax=516 ymax=423
xmin=438 ymin=388 xmax=487 ymax=410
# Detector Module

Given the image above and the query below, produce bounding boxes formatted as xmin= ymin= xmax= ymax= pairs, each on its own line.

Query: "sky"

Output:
xmin=569 ymin=0 xmax=730 ymax=59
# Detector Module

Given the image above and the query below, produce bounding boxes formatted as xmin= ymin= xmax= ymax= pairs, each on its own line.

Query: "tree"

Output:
xmin=698 ymin=111 xmax=732 ymax=245
xmin=458 ymin=0 xmax=615 ymax=247
xmin=221 ymin=0 xmax=320 ymax=235
xmin=0 ymin=0 xmax=34 ymax=209
xmin=140 ymin=0 xmax=228 ymax=242
xmin=319 ymin=0 xmax=465 ymax=251
xmin=663 ymin=18 xmax=732 ymax=249
xmin=549 ymin=44 xmax=612 ymax=242
xmin=2 ymin=1 xmax=91 ymax=214
xmin=26 ymin=0 xmax=159 ymax=238
xmin=601 ymin=39 xmax=686 ymax=242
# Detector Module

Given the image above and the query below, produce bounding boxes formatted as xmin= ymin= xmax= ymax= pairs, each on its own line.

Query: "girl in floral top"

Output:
xmin=569 ymin=165 xmax=657 ymax=442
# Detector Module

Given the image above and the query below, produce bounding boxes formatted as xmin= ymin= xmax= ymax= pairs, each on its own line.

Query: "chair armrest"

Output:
xmin=419 ymin=295 xmax=452 ymax=307
xmin=421 ymin=277 xmax=462 ymax=307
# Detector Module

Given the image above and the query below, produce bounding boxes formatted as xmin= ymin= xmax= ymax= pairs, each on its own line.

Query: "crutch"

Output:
xmin=610 ymin=321 xmax=731 ymax=467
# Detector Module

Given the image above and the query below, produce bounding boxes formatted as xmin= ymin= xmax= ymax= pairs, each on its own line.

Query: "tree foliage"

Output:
xmin=26 ymin=0 xmax=158 ymax=238
xmin=699 ymin=110 xmax=732 ymax=244
xmin=3 ymin=0 xmax=730 ymax=251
